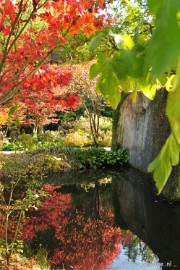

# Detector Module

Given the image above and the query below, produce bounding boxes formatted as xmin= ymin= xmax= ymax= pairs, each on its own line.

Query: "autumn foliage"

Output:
xmin=0 ymin=0 xmax=108 ymax=106
xmin=21 ymin=184 xmax=122 ymax=269
xmin=0 ymin=0 xmax=110 ymax=133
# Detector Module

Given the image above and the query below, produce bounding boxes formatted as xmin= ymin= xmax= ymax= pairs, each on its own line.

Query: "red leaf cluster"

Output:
xmin=0 ymin=0 xmax=109 ymax=109
xmin=22 ymin=184 xmax=71 ymax=241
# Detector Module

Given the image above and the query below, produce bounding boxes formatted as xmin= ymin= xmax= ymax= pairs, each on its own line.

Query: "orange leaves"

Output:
xmin=4 ymin=0 xmax=10 ymax=8
xmin=2 ymin=84 xmax=11 ymax=93
xmin=0 ymin=107 xmax=9 ymax=125
xmin=97 ymin=0 xmax=106 ymax=9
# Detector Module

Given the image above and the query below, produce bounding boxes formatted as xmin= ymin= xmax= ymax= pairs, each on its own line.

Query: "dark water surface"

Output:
xmin=31 ymin=167 xmax=180 ymax=270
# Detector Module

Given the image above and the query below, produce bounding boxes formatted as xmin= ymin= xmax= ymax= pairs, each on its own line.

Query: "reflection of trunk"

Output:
xmin=112 ymin=167 xmax=180 ymax=269
xmin=90 ymin=185 xmax=100 ymax=219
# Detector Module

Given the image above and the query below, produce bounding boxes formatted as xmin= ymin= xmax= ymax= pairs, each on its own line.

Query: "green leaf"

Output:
xmin=9 ymin=104 xmax=19 ymax=115
xmin=109 ymin=32 xmax=134 ymax=50
xmin=169 ymin=133 xmax=180 ymax=166
xmin=134 ymin=20 xmax=145 ymax=43
xmin=148 ymin=134 xmax=179 ymax=194
xmin=121 ymin=34 xmax=134 ymax=50
xmin=146 ymin=0 xmax=180 ymax=77
xmin=157 ymin=74 xmax=167 ymax=86
xmin=110 ymin=52 xmax=129 ymax=81
xmin=111 ymin=45 xmax=145 ymax=82
xmin=97 ymin=70 xmax=121 ymax=109
xmin=153 ymin=156 xmax=172 ymax=194
xmin=148 ymin=0 xmax=163 ymax=14
xmin=89 ymin=53 xmax=107 ymax=79
xmin=88 ymin=33 xmax=105 ymax=52
xmin=148 ymin=155 xmax=160 ymax=173
xmin=90 ymin=62 xmax=102 ymax=79
xmin=151 ymin=137 xmax=171 ymax=194
xmin=124 ymin=44 xmax=145 ymax=78
xmin=120 ymin=78 xmax=131 ymax=92
xmin=167 ymin=59 xmax=180 ymax=144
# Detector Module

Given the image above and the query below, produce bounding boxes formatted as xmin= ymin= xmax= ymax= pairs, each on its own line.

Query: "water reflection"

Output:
xmin=22 ymin=167 xmax=180 ymax=269
xmin=112 ymin=167 xmax=180 ymax=270
xmin=22 ymin=182 xmax=121 ymax=270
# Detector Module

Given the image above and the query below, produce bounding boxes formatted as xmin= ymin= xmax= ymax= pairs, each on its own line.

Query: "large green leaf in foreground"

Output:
xmin=147 ymin=0 xmax=180 ymax=78
xmin=148 ymin=134 xmax=180 ymax=194
xmin=167 ymin=60 xmax=180 ymax=144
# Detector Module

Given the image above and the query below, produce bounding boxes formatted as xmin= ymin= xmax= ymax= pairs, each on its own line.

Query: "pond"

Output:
xmin=22 ymin=167 xmax=180 ymax=270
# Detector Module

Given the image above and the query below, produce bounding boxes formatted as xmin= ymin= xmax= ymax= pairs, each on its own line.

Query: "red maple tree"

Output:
xmin=0 ymin=0 xmax=109 ymax=109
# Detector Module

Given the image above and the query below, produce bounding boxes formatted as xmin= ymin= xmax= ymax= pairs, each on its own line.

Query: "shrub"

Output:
xmin=33 ymin=146 xmax=129 ymax=170
xmin=63 ymin=116 xmax=112 ymax=147
xmin=38 ymin=131 xmax=64 ymax=144
xmin=2 ymin=141 xmax=24 ymax=151
xmin=17 ymin=133 xmax=38 ymax=150
xmin=97 ymin=129 xmax=112 ymax=147
xmin=63 ymin=131 xmax=92 ymax=147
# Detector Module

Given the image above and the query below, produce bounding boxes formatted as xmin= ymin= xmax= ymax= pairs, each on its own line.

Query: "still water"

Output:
xmin=26 ymin=167 xmax=180 ymax=270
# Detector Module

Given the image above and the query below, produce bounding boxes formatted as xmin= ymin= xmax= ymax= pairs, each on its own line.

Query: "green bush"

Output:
xmin=0 ymin=152 xmax=65 ymax=184
xmin=2 ymin=131 xmax=64 ymax=151
xmin=33 ymin=146 xmax=129 ymax=170
xmin=17 ymin=133 xmax=38 ymax=150
xmin=38 ymin=131 xmax=64 ymax=144
xmin=2 ymin=141 xmax=24 ymax=151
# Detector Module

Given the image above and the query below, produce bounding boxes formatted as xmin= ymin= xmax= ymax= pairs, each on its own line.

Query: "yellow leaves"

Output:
xmin=165 ymin=75 xmax=176 ymax=92
xmin=0 ymin=107 xmax=9 ymax=126
xmin=121 ymin=34 xmax=134 ymax=50
xmin=109 ymin=32 xmax=134 ymax=50
xmin=141 ymin=84 xmax=157 ymax=100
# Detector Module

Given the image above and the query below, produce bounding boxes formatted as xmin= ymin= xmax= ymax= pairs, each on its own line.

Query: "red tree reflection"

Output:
xmin=22 ymin=184 xmax=122 ymax=269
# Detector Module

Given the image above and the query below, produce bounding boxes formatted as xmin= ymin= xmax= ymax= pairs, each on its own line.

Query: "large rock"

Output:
xmin=112 ymin=90 xmax=170 ymax=171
